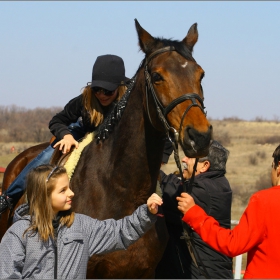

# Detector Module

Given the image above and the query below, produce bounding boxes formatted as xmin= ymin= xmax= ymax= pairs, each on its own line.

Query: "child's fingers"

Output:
xmin=147 ymin=193 xmax=163 ymax=206
xmin=148 ymin=203 xmax=158 ymax=214
xmin=151 ymin=198 xmax=162 ymax=206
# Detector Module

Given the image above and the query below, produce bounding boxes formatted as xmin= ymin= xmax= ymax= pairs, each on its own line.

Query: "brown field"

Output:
xmin=2 ymin=120 xmax=279 ymax=219
xmin=1 ymin=120 xmax=279 ymax=272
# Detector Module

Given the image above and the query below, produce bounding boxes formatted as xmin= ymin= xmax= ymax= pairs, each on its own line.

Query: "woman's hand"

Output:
xmin=147 ymin=193 xmax=163 ymax=214
xmin=176 ymin=192 xmax=195 ymax=215
xmin=53 ymin=134 xmax=79 ymax=154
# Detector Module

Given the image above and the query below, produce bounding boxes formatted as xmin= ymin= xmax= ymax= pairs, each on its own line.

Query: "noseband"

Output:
xmin=144 ymin=46 xmax=206 ymax=189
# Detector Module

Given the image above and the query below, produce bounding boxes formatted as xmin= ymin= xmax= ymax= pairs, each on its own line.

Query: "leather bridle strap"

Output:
xmin=164 ymin=93 xmax=205 ymax=117
xmin=144 ymin=46 xmax=210 ymax=278
xmin=144 ymin=46 xmax=206 ymax=135
xmin=144 ymin=46 xmax=206 ymax=182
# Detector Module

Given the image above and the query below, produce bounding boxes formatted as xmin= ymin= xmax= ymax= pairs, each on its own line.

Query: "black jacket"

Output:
xmin=49 ymin=95 xmax=115 ymax=141
xmin=155 ymin=170 xmax=233 ymax=279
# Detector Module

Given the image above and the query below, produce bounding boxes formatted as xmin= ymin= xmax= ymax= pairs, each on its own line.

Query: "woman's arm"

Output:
xmin=49 ymin=95 xmax=83 ymax=141
xmin=49 ymin=96 xmax=82 ymax=153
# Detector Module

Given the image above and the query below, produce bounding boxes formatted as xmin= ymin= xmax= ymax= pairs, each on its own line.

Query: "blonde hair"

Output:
xmin=24 ymin=165 xmax=75 ymax=242
xmin=82 ymin=84 xmax=127 ymax=126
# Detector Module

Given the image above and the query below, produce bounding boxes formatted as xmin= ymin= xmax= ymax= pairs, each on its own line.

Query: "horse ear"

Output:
xmin=134 ymin=19 xmax=155 ymax=53
xmin=182 ymin=23 xmax=198 ymax=53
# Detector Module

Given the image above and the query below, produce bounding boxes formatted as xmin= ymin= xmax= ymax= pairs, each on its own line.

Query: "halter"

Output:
xmin=144 ymin=46 xmax=206 ymax=192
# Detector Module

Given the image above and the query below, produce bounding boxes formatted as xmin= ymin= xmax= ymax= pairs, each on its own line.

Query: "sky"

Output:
xmin=1 ymin=1 xmax=280 ymax=121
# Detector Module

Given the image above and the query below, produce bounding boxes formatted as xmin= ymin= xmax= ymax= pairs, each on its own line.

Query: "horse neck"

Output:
xmin=115 ymin=77 xmax=166 ymax=183
xmin=98 ymin=75 xmax=165 ymax=192
xmin=71 ymin=74 xmax=166 ymax=217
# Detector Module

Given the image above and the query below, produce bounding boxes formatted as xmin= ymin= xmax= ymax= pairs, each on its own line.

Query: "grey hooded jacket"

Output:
xmin=0 ymin=203 xmax=157 ymax=279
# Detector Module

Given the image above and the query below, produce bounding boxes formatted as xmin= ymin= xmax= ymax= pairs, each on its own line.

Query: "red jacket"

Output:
xmin=183 ymin=186 xmax=280 ymax=279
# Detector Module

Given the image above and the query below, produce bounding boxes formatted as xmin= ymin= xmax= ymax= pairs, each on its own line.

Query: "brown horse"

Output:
xmin=1 ymin=19 xmax=212 ymax=278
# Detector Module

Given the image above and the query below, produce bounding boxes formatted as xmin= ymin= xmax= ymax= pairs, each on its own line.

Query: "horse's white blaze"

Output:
xmin=181 ymin=61 xmax=188 ymax=68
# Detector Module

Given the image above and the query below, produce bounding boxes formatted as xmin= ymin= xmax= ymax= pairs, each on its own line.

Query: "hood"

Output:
xmin=13 ymin=203 xmax=30 ymax=223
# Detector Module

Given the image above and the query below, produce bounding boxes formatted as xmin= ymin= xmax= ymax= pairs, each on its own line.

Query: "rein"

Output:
xmin=144 ymin=46 xmax=210 ymax=278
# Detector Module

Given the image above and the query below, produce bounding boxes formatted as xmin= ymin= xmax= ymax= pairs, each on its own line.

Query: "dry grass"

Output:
xmin=0 ymin=142 xmax=40 ymax=191
xmin=213 ymin=120 xmax=278 ymax=220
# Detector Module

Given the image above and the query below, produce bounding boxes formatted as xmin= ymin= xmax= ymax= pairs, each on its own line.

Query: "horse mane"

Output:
xmin=94 ymin=77 xmax=137 ymax=142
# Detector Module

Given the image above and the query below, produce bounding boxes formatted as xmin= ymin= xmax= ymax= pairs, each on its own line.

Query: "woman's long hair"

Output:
xmin=24 ymin=164 xmax=75 ymax=242
xmin=82 ymin=83 xmax=127 ymax=126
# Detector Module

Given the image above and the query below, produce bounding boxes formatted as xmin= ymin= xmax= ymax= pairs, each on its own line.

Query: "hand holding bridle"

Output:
xmin=177 ymin=192 xmax=196 ymax=215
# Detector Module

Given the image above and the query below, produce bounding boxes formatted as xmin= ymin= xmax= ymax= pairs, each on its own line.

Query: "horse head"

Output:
xmin=135 ymin=19 xmax=212 ymax=158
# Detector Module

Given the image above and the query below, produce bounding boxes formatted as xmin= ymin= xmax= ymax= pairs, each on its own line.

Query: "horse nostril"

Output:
xmin=187 ymin=127 xmax=196 ymax=142
xmin=185 ymin=126 xmax=212 ymax=150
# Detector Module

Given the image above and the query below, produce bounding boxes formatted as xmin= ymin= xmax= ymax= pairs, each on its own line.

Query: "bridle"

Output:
xmin=145 ymin=46 xmax=211 ymax=278
xmin=144 ymin=46 xmax=206 ymax=192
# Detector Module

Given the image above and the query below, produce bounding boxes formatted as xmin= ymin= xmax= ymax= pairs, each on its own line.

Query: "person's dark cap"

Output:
xmin=90 ymin=54 xmax=129 ymax=91
xmin=162 ymin=139 xmax=174 ymax=164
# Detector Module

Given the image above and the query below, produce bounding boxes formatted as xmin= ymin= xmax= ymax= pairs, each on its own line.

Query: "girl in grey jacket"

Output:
xmin=0 ymin=165 xmax=162 ymax=279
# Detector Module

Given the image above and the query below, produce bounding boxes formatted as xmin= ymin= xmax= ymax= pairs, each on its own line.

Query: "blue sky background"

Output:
xmin=1 ymin=1 xmax=279 ymax=120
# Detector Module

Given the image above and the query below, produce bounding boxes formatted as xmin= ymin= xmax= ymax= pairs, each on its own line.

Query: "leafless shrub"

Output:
xmin=249 ymin=155 xmax=258 ymax=165
xmin=254 ymin=135 xmax=280 ymax=145
xmin=254 ymin=169 xmax=271 ymax=192
xmin=231 ymin=184 xmax=253 ymax=205
xmin=256 ymin=151 xmax=266 ymax=159
xmin=272 ymin=115 xmax=280 ymax=123
xmin=253 ymin=116 xmax=267 ymax=122
xmin=213 ymin=131 xmax=231 ymax=147
xmin=0 ymin=106 xmax=62 ymax=142
xmin=222 ymin=116 xmax=243 ymax=122
xmin=232 ymin=168 xmax=271 ymax=206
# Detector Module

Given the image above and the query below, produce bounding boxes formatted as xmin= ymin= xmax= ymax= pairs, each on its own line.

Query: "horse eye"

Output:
xmin=151 ymin=72 xmax=163 ymax=83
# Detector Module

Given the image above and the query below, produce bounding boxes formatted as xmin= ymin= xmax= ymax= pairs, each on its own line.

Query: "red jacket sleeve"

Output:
xmin=182 ymin=193 xmax=265 ymax=257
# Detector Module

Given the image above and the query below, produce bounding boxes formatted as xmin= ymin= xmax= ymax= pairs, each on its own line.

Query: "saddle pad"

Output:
xmin=64 ymin=132 xmax=94 ymax=180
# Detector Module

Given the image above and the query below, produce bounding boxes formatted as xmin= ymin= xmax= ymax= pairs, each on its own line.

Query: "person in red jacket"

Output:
xmin=177 ymin=144 xmax=280 ymax=279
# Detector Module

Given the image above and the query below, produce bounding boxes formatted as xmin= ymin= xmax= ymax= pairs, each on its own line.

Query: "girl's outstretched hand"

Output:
xmin=147 ymin=193 xmax=163 ymax=214
xmin=176 ymin=192 xmax=195 ymax=215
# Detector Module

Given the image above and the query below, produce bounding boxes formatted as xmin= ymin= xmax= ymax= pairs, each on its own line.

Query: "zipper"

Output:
xmin=53 ymin=226 xmax=59 ymax=279
xmin=54 ymin=242 xmax=58 ymax=279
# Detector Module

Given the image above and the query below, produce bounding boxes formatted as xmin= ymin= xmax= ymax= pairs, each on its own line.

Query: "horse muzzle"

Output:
xmin=181 ymin=125 xmax=212 ymax=158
